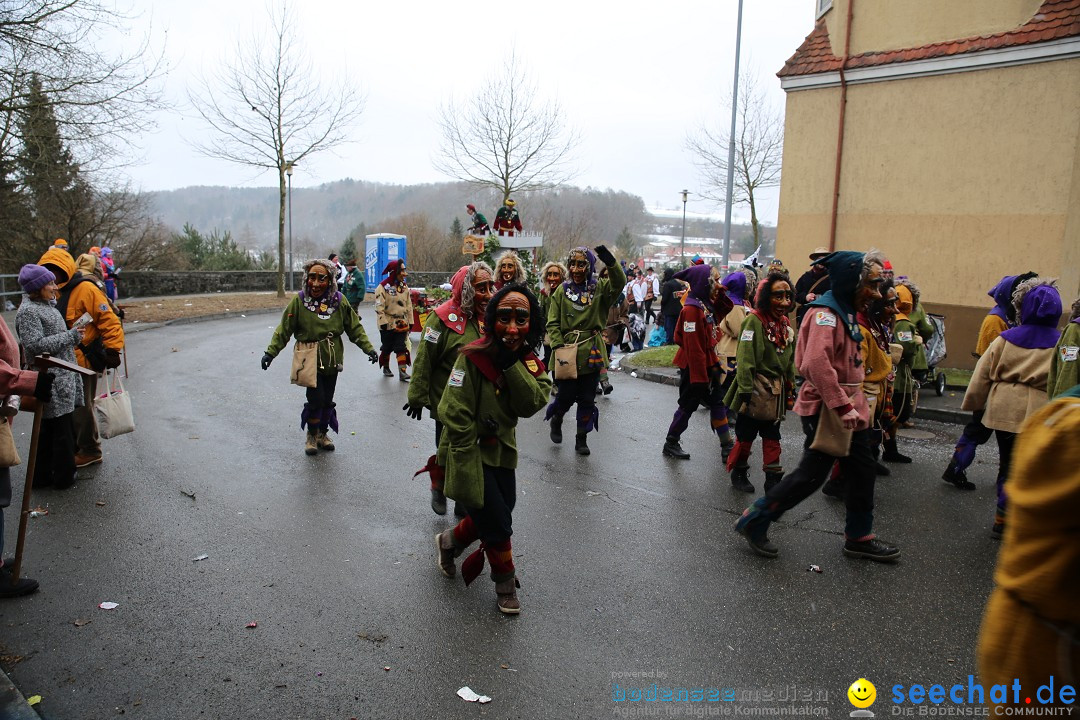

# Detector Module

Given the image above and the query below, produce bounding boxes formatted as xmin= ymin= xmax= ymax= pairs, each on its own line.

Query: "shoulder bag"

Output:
xmin=744 ymin=374 xmax=785 ymax=423
xmin=809 ymin=383 xmax=860 ymax=457
xmin=0 ymin=418 xmax=20 ymax=467
xmin=553 ymin=330 xmax=583 ymax=381
xmin=290 ymin=340 xmax=319 ymax=388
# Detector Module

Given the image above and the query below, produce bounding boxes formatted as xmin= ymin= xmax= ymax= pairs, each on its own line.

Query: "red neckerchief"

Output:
xmin=751 ymin=308 xmax=790 ymax=351
xmin=463 ymin=346 xmax=545 ymax=387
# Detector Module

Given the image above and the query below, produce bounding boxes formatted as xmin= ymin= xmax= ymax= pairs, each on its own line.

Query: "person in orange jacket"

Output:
xmin=37 ymin=246 xmax=125 ymax=468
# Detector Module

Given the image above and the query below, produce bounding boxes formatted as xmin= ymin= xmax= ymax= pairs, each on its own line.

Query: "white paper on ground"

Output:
xmin=457 ymin=686 xmax=492 ymax=704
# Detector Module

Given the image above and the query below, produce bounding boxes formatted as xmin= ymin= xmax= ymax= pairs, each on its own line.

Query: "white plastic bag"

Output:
xmin=94 ymin=369 xmax=135 ymax=438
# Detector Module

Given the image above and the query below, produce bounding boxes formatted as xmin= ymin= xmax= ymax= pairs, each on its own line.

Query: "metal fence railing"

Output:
xmin=0 ymin=275 xmax=20 ymax=307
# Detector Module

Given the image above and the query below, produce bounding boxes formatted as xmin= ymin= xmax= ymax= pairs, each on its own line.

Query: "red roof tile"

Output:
xmin=778 ymin=0 xmax=1080 ymax=78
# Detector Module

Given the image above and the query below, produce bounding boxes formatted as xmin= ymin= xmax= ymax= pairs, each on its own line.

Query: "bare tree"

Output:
xmin=435 ymin=52 xmax=579 ymax=204
xmin=686 ymin=73 xmax=783 ymax=249
xmin=0 ymin=0 xmax=167 ymax=171
xmin=189 ymin=2 xmax=364 ymax=297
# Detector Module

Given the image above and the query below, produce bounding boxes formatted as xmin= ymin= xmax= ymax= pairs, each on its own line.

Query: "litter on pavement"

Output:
xmin=457 ymin=687 xmax=492 ymax=704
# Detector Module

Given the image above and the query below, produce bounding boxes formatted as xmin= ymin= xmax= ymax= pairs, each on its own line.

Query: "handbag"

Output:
xmin=745 ymin=374 xmax=784 ymax=422
xmin=290 ymin=340 xmax=318 ymax=388
xmin=553 ymin=330 xmax=584 ymax=381
xmin=809 ymin=383 xmax=860 ymax=457
xmin=94 ymin=369 xmax=135 ymax=439
xmin=0 ymin=419 xmax=20 ymax=467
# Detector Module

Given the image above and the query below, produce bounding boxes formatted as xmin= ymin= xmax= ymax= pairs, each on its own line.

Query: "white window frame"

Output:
xmin=817 ymin=0 xmax=832 ymax=18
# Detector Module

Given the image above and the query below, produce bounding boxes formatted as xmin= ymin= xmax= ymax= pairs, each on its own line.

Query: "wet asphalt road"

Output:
xmin=0 ymin=313 xmax=1004 ymax=719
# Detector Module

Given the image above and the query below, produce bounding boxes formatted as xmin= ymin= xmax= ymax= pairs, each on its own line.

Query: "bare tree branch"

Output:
xmin=434 ymin=51 xmax=579 ymax=203
xmin=686 ymin=73 xmax=784 ymax=248
xmin=0 ymin=0 xmax=168 ymax=172
xmin=188 ymin=0 xmax=365 ymax=296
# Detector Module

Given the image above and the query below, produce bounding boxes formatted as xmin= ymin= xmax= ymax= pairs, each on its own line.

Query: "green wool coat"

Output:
xmin=546 ymin=260 xmax=626 ymax=375
xmin=893 ymin=317 xmax=920 ymax=394
xmin=908 ymin=303 xmax=935 ymax=372
xmin=1048 ymin=322 xmax=1080 ymax=400
xmin=723 ymin=312 xmax=796 ymax=408
xmin=265 ymin=294 xmax=375 ymax=373
xmin=407 ymin=313 xmax=482 ymax=421
xmin=437 ymin=352 xmax=552 ymax=508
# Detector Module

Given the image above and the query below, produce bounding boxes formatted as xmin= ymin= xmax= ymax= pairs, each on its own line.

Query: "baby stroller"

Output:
xmin=923 ymin=313 xmax=948 ymax=396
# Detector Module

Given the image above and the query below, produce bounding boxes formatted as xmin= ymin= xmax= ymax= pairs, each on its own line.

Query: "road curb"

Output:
xmin=123 ymin=306 xmax=285 ymax=334
xmin=0 ymin=669 xmax=38 ymax=720
xmin=619 ymin=357 xmax=968 ymax=425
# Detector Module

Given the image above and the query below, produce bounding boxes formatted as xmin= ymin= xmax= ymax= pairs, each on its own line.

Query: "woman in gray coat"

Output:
xmin=14 ymin=264 xmax=85 ymax=489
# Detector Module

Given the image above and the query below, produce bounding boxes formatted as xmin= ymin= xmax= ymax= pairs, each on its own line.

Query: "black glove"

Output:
xmin=261 ymin=353 xmax=274 ymax=370
xmin=403 ymin=402 xmax=423 ymax=421
xmin=495 ymin=344 xmax=521 ymax=370
xmin=116 ymin=307 xmax=125 ymax=321
xmin=33 ymin=371 xmax=54 ymax=403
xmin=367 ymin=350 xmax=379 ymax=364
xmin=481 ymin=415 xmax=499 ymax=434
xmin=594 ymin=244 xmax=616 ymax=267
xmin=104 ymin=348 xmax=122 ymax=369
xmin=738 ymin=392 xmax=753 ymax=409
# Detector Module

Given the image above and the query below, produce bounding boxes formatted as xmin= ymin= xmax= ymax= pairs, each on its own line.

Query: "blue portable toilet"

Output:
xmin=365 ymin=233 xmax=407 ymax=288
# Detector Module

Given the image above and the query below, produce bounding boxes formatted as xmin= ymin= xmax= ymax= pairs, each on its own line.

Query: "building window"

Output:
xmin=817 ymin=0 xmax=832 ymax=18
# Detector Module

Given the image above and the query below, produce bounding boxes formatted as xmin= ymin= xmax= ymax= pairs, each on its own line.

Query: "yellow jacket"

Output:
xmin=977 ymin=393 xmax=1080 ymax=703
xmin=38 ymin=247 xmax=125 ymax=369
xmin=975 ymin=313 xmax=1008 ymax=357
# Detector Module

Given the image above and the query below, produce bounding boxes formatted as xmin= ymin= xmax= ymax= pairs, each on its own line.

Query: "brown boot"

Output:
xmin=435 ymin=531 xmax=457 ymax=577
xmin=495 ymin=577 xmax=521 ymax=615
xmin=316 ymin=431 xmax=335 ymax=451
xmin=304 ymin=430 xmax=318 ymax=456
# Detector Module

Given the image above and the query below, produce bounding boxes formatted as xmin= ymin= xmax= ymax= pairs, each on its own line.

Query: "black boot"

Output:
xmin=942 ymin=462 xmax=976 ymax=490
xmin=549 ymin=415 xmax=563 ymax=444
xmin=574 ymin=433 xmax=590 ymax=456
xmin=730 ymin=466 xmax=754 ymax=493
xmin=662 ymin=436 xmax=690 ymax=459
xmin=763 ymin=471 xmax=784 ymax=494
xmin=881 ymin=434 xmax=912 ymax=463
xmin=430 ymin=489 xmax=447 ymax=515
xmin=453 ymin=502 xmax=467 ymax=518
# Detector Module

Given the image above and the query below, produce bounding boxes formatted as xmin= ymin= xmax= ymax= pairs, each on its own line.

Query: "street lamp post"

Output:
xmin=721 ymin=0 xmax=744 ymax=269
xmin=286 ymin=161 xmax=294 ymax=291
xmin=680 ymin=189 xmax=689 ymax=266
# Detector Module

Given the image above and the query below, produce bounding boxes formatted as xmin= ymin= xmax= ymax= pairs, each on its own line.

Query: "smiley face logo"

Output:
xmin=848 ymin=678 xmax=876 ymax=709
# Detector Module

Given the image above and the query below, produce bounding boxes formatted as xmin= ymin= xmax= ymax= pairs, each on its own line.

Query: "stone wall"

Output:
xmin=118 ymin=270 xmax=457 ymax=299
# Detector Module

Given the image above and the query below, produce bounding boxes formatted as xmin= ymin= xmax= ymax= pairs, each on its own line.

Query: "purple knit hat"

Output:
xmin=18 ymin=264 xmax=55 ymax=293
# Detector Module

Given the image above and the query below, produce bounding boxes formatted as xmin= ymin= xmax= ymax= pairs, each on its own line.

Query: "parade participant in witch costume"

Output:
xmin=434 ymin=284 xmax=551 ymax=615
xmin=466 ymin=204 xmax=489 ymax=235
xmin=961 ymin=278 xmax=1061 ymax=539
xmin=723 ymin=272 xmax=796 ymax=493
xmin=821 ymin=280 xmax=899 ymax=498
xmin=493 ymin=250 xmax=526 ymax=291
xmin=735 ymin=250 xmax=902 ymax=563
xmin=662 ymin=263 xmax=734 ymax=462
xmin=544 ymin=246 xmax=625 ymax=456
xmin=406 ymin=261 xmax=494 ymax=517
xmin=262 ymin=259 xmax=378 ymax=455
xmin=374 ymin=259 xmax=414 ymax=381
xmin=538 ymin=260 xmax=567 ymax=371
xmin=942 ymin=271 xmax=1037 ymax=490
xmin=1048 ymin=295 xmax=1080 ymax=400
xmin=493 ymin=198 xmax=522 ymax=236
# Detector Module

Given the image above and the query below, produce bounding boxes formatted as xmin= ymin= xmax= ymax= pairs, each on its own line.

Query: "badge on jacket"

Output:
xmin=424 ymin=328 xmax=442 ymax=344
xmin=814 ymin=311 xmax=837 ymax=327
xmin=1062 ymin=346 xmax=1079 ymax=362
xmin=896 ymin=331 xmax=914 ymax=342
xmin=448 ymin=369 xmax=465 ymax=387
xmin=683 ymin=321 xmax=696 ymax=333
xmin=740 ymin=329 xmax=755 ymax=341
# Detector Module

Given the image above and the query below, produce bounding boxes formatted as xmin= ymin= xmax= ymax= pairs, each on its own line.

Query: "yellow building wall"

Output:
xmin=776 ymin=59 xmax=1080 ymax=367
xmin=824 ymin=0 xmax=1045 ymax=57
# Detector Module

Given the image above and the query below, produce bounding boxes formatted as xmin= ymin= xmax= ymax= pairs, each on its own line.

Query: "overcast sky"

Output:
xmin=122 ymin=0 xmax=817 ymax=224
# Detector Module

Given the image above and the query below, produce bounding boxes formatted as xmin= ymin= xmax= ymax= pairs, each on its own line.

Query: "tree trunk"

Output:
xmin=277 ymin=170 xmax=286 ymax=298
xmin=748 ymin=190 xmax=760 ymax=251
